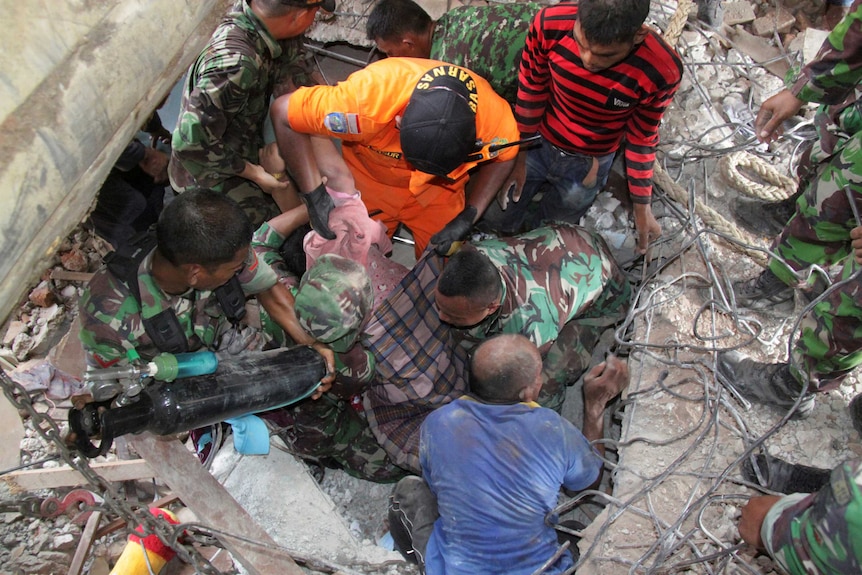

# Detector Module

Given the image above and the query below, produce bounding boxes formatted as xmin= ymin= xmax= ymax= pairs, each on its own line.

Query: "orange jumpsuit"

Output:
xmin=286 ymin=58 xmax=519 ymax=256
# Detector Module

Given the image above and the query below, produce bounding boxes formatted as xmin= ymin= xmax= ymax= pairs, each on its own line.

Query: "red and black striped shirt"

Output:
xmin=515 ymin=3 xmax=682 ymax=201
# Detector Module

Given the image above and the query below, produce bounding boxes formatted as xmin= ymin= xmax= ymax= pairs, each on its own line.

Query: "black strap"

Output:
xmin=104 ymin=231 xmax=158 ymax=307
xmin=214 ymin=274 xmax=246 ymax=326
xmin=104 ymin=231 xmax=246 ymax=353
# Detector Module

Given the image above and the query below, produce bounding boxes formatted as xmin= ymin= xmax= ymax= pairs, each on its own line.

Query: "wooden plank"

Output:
xmin=720 ymin=24 xmax=791 ymax=79
xmin=129 ymin=433 xmax=305 ymax=575
xmin=95 ymin=494 xmax=181 ymax=539
xmin=0 ymin=392 xmax=25 ymax=472
xmin=2 ymin=459 xmax=154 ymax=492
xmin=50 ymin=270 xmax=94 ymax=283
xmin=67 ymin=511 xmax=103 ymax=575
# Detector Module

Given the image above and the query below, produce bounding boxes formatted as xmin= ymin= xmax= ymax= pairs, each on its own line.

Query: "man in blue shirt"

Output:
xmin=388 ymin=333 xmax=628 ymax=574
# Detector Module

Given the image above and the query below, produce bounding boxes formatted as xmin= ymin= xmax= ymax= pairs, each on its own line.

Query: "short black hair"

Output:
xmin=437 ymin=248 xmax=501 ymax=306
xmin=366 ymin=0 xmax=432 ymax=41
xmin=579 ymin=0 xmax=650 ymax=45
xmin=156 ymin=191 xmax=253 ymax=269
xmin=255 ymin=0 xmax=307 ymax=17
xmin=469 ymin=334 xmax=542 ymax=403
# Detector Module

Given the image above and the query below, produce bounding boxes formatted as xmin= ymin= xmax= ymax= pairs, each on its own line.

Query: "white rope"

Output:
xmin=658 ymin=0 xmax=770 ymax=268
xmin=719 ymin=151 xmax=797 ymax=202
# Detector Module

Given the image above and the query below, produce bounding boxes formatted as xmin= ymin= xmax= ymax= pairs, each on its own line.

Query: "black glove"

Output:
xmin=301 ymin=183 xmax=336 ymax=240
xmin=430 ymin=206 xmax=477 ymax=256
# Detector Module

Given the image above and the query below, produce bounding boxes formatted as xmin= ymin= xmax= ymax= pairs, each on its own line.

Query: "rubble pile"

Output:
xmin=0 ymin=0 xmax=855 ymax=573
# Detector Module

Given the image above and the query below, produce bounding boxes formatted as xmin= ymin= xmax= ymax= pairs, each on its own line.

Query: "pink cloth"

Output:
xmin=304 ymin=192 xmax=408 ymax=306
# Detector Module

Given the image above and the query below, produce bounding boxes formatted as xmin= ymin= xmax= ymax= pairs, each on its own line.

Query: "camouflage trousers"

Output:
xmin=264 ymin=394 xmax=407 ymax=483
xmin=764 ymin=457 xmax=862 ymax=575
xmin=539 ymin=265 xmax=632 ymax=412
xmin=768 ymin=129 xmax=862 ymax=391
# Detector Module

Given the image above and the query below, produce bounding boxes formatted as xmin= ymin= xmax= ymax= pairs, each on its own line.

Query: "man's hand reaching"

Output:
xmin=633 ymin=203 xmax=661 ymax=255
xmin=583 ymin=355 xmax=630 ymax=413
xmin=310 ymin=342 xmax=336 ymax=399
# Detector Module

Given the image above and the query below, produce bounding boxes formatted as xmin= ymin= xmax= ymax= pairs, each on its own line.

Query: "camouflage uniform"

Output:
xmin=762 ymin=458 xmax=862 ymax=574
xmin=451 ymin=223 xmax=631 ymax=412
xmin=431 ymin=3 xmax=540 ymax=105
xmin=263 ymin=252 xmax=407 ymax=481
xmin=169 ymin=1 xmax=311 ymax=227
xmin=766 ymin=1 xmax=862 ymax=391
xmin=78 ymin=247 xmax=278 ymax=366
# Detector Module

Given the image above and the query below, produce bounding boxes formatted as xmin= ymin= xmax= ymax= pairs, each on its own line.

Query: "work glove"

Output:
xmin=431 ymin=205 xmax=477 ymax=256
xmin=301 ymin=183 xmax=336 ymax=240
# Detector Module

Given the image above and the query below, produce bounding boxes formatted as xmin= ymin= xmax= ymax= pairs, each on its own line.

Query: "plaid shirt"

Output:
xmin=362 ymin=251 xmax=468 ymax=473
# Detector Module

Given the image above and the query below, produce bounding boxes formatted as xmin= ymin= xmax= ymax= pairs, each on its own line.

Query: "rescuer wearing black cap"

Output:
xmin=270 ymin=59 xmax=521 ymax=257
xmin=169 ymin=0 xmax=335 ymax=229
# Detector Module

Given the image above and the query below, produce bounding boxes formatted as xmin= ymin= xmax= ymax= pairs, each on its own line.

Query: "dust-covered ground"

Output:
xmin=1 ymin=0 xmax=858 ymax=573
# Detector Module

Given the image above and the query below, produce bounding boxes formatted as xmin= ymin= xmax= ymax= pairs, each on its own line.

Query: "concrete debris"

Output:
xmin=0 ymin=0 xmax=854 ymax=573
xmin=723 ymin=1 xmax=757 ymax=25
xmin=27 ymin=281 xmax=55 ymax=308
xmin=752 ymin=7 xmax=797 ymax=36
xmin=52 ymin=532 xmax=76 ymax=550
xmin=3 ymin=320 xmax=26 ymax=348
xmin=59 ymin=248 xmax=88 ymax=273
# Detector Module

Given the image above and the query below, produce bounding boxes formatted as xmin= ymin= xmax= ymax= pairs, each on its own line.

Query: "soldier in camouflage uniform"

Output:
xmin=78 ymin=190 xmax=331 ymax=366
xmin=739 ymin=458 xmax=862 ymax=575
xmin=366 ymin=0 xmax=540 ymax=105
xmin=78 ymin=191 xmax=339 ymax=466
xmin=259 ymin=253 xmax=407 ymax=481
xmin=718 ymin=0 xmax=862 ymax=419
xmin=169 ymin=0 xmax=329 ymax=228
xmin=434 ymin=222 xmax=631 ymax=413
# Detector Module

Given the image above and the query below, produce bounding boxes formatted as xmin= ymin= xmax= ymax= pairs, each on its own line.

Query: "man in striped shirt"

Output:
xmin=499 ymin=0 xmax=682 ymax=255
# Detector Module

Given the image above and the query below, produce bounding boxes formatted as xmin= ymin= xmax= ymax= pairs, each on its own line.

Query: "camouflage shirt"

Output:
xmin=452 ymin=223 xmax=625 ymax=356
xmin=78 ymin=247 xmax=277 ymax=366
xmin=763 ymin=458 xmax=862 ymax=574
xmin=431 ymin=3 xmax=540 ymax=105
xmin=169 ymin=0 xmax=307 ymax=192
xmin=787 ymin=0 xmax=862 ymax=157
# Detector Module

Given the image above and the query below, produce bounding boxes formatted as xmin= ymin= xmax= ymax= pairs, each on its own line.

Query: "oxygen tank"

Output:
xmin=69 ymin=346 xmax=326 ymax=457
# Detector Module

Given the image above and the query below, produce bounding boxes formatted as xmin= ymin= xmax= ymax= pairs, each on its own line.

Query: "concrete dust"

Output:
xmin=2 ymin=0 xmax=860 ymax=573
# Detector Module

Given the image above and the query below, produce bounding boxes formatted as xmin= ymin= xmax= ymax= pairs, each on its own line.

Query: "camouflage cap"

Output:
xmin=294 ymin=254 xmax=373 ymax=353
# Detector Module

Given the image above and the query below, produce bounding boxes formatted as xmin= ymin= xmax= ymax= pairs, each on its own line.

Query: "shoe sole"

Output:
xmin=715 ymin=357 xmax=814 ymax=419
xmin=735 ymin=294 xmax=795 ymax=316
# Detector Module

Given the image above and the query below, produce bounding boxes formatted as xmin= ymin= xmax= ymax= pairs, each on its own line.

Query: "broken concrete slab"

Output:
xmin=787 ymin=26 xmax=831 ymax=62
xmin=722 ymin=1 xmax=756 ymax=26
xmin=721 ymin=24 xmax=793 ymax=79
xmin=0 ymin=394 xmax=25 ymax=472
xmin=211 ymin=437 xmax=406 ymax=572
xmin=752 ymin=8 xmax=797 ymax=37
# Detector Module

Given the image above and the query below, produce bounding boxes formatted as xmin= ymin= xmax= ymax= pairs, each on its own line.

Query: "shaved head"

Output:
xmin=470 ymin=334 xmax=543 ymax=403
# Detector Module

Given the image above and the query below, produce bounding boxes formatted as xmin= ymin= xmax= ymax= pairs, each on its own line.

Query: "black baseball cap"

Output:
xmin=400 ymin=68 xmax=478 ymax=178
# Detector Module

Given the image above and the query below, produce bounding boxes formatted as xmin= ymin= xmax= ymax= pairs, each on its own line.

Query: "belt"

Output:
xmin=549 ymin=142 xmax=586 ymax=157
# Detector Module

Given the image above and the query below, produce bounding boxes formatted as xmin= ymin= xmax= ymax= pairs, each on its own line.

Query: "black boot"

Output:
xmin=732 ymin=195 xmax=797 ymax=238
xmin=742 ymin=453 xmax=831 ymax=494
xmin=849 ymin=393 xmax=862 ymax=437
xmin=716 ymin=351 xmax=815 ymax=419
xmin=731 ymin=268 xmax=795 ymax=315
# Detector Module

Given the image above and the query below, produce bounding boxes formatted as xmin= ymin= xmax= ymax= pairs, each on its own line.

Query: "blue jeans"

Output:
xmin=501 ymin=139 xmax=615 ymax=234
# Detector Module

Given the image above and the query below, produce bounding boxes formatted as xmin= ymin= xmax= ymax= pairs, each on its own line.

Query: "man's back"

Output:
xmin=465 ymin=224 xmax=627 ymax=353
xmin=419 ymin=397 xmax=601 ymax=574
xmin=432 ymin=3 xmax=540 ymax=105
xmin=170 ymin=2 xmax=304 ymax=191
